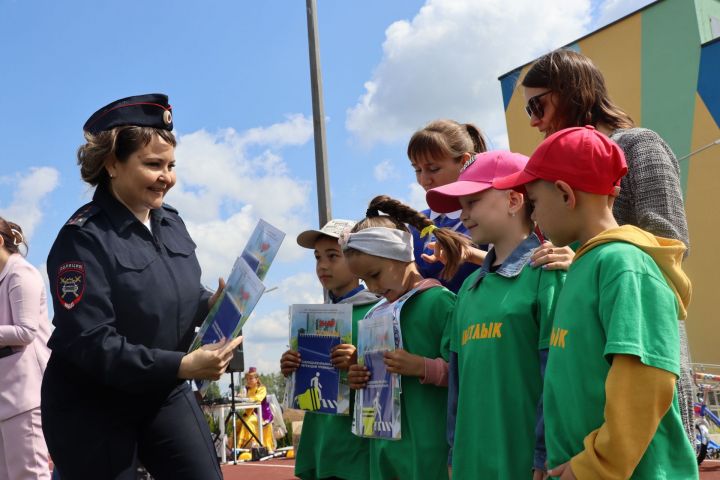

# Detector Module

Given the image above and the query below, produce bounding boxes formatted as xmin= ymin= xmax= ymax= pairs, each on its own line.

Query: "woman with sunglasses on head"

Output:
xmin=521 ymin=48 xmax=694 ymax=448
xmin=41 ymin=94 xmax=243 ymax=480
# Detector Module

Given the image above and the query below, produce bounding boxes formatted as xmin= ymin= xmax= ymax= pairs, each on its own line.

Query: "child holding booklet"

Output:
xmin=280 ymin=219 xmax=379 ymax=480
xmin=425 ymin=150 xmax=565 ymax=479
xmin=345 ymin=196 xmax=466 ymax=480
xmin=493 ymin=126 xmax=697 ymax=479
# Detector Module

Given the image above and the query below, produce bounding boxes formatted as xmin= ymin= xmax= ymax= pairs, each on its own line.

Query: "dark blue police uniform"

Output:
xmin=41 ymin=183 xmax=221 ymax=480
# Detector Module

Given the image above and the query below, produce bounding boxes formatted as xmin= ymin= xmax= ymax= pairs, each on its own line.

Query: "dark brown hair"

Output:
xmin=77 ymin=126 xmax=177 ymax=186
xmin=407 ymin=119 xmax=487 ymax=165
xmin=0 ymin=217 xmax=26 ymax=255
xmin=522 ymin=49 xmax=634 ymax=135
xmin=347 ymin=195 xmax=471 ymax=280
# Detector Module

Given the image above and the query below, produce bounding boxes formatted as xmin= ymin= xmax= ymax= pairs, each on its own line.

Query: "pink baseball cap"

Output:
xmin=426 ymin=150 xmax=529 ymax=213
xmin=492 ymin=126 xmax=627 ymax=194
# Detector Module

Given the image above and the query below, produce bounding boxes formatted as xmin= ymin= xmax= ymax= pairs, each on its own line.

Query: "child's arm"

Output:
xmin=551 ymin=354 xmax=675 ymax=479
xmin=384 ymin=349 xmax=448 ymax=386
xmin=447 ymin=351 xmax=459 ymax=466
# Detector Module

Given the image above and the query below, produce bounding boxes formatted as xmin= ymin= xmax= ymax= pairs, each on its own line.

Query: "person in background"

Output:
xmin=0 ymin=218 xmax=51 ymax=480
xmin=231 ymin=367 xmax=275 ymax=452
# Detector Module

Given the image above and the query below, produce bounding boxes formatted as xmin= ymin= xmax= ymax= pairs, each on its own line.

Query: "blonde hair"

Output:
xmin=77 ymin=126 xmax=177 ymax=186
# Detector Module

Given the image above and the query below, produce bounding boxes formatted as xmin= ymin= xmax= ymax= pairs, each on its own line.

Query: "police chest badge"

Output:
xmin=57 ymin=262 xmax=85 ymax=309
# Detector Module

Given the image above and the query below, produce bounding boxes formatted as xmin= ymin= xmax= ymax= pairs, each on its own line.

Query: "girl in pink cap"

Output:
xmin=426 ymin=151 xmax=565 ymax=480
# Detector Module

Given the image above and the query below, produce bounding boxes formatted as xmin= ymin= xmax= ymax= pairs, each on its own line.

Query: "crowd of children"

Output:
xmin=280 ymin=49 xmax=698 ymax=480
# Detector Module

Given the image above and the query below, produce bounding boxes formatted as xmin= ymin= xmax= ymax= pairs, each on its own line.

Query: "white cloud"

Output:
xmin=167 ymin=115 xmax=315 ymax=284
xmin=373 ymin=159 xmax=399 ymax=181
xmin=346 ymin=0 xmax=594 ymax=148
xmin=240 ymin=272 xmax=324 ymax=373
xmin=402 ymin=182 xmax=429 ymax=213
xmin=0 ymin=167 xmax=60 ymax=239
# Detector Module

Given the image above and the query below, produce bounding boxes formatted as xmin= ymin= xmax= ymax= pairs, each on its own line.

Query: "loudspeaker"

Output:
xmin=228 ymin=330 xmax=245 ymax=372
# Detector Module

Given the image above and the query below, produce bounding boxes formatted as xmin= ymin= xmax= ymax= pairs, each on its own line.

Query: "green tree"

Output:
xmin=205 ymin=381 xmax=222 ymax=402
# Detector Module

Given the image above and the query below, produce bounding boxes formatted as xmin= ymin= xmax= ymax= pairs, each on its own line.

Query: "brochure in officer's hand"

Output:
xmin=191 ymin=219 xmax=284 ymax=395
xmin=240 ymin=219 xmax=285 ymax=281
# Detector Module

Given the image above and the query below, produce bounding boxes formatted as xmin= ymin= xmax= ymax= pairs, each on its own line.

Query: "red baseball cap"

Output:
xmin=492 ymin=126 xmax=627 ymax=194
xmin=426 ymin=150 xmax=529 ymax=213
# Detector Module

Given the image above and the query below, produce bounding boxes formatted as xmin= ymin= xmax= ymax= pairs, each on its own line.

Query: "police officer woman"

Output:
xmin=41 ymin=94 xmax=242 ymax=480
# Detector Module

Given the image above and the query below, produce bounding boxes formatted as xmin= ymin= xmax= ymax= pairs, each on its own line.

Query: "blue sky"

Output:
xmin=0 ymin=0 xmax=652 ymax=382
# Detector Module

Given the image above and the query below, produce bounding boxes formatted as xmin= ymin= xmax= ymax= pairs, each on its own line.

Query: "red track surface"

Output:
xmin=221 ymin=458 xmax=296 ymax=480
xmin=220 ymin=458 xmax=720 ymax=480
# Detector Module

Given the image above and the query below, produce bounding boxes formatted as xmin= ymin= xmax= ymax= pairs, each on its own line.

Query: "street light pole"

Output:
xmin=305 ymin=0 xmax=332 ymax=227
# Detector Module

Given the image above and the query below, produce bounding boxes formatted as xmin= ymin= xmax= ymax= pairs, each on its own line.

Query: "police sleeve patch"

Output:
xmin=57 ymin=262 xmax=86 ymax=310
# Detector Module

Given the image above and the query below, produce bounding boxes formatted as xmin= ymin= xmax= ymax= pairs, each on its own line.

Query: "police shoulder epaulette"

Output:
xmin=65 ymin=203 xmax=100 ymax=227
xmin=161 ymin=203 xmax=179 ymax=214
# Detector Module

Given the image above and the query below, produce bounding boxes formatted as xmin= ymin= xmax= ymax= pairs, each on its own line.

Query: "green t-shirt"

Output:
xmin=295 ymin=301 xmax=374 ymax=480
xmin=544 ymin=242 xmax=697 ymax=479
xmin=450 ymin=263 xmax=564 ymax=479
xmin=368 ymin=286 xmax=455 ymax=480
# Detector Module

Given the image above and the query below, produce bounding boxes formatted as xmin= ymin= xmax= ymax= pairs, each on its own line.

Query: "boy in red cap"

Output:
xmin=493 ymin=126 xmax=697 ymax=479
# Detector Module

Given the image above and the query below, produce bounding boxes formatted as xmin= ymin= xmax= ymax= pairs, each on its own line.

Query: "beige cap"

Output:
xmin=296 ymin=219 xmax=356 ymax=249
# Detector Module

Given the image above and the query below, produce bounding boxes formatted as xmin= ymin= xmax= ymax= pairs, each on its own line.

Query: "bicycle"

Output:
xmin=693 ymin=371 xmax=720 ymax=465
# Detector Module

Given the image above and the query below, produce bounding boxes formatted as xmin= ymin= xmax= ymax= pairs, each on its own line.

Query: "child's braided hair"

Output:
xmin=349 ymin=195 xmax=471 ymax=280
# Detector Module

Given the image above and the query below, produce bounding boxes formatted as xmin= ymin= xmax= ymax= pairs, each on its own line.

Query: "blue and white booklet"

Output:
xmin=286 ymin=303 xmax=353 ymax=415
xmin=240 ymin=219 xmax=285 ymax=281
xmin=190 ymin=219 xmax=284 ymax=395
xmin=352 ymin=310 xmax=402 ymax=440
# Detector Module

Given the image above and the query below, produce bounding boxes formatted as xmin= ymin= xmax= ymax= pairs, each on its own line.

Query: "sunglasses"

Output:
xmin=524 ymin=90 xmax=552 ymax=119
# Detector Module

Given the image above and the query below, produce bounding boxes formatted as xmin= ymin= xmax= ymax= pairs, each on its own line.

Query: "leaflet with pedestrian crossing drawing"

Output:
xmin=286 ymin=304 xmax=353 ymax=415
xmin=352 ymin=312 xmax=401 ymax=440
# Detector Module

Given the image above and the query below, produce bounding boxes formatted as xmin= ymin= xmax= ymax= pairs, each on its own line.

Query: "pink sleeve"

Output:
xmin=419 ymin=357 xmax=448 ymax=387
xmin=0 ymin=265 xmax=43 ymax=347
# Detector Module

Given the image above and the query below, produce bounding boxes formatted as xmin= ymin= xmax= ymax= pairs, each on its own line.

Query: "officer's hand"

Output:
xmin=208 ymin=277 xmax=226 ymax=309
xmin=331 ymin=343 xmax=357 ymax=371
xmin=348 ymin=364 xmax=370 ymax=389
xmin=280 ymin=349 xmax=301 ymax=377
xmin=178 ymin=336 xmax=243 ymax=381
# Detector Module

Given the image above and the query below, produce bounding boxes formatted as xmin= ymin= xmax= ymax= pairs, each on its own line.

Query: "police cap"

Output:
xmin=83 ymin=93 xmax=173 ymax=134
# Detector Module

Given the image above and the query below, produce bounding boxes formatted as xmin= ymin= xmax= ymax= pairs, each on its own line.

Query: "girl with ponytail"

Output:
xmin=344 ymin=195 xmax=464 ymax=480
